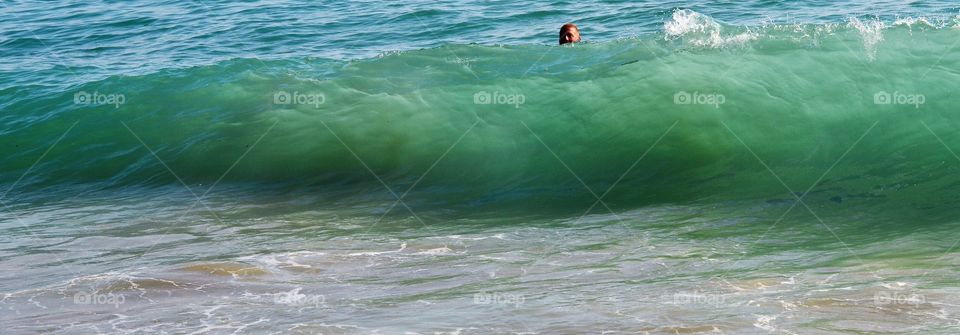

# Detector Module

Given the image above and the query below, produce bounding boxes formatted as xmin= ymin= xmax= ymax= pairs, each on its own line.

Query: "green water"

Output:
xmin=4 ymin=3 xmax=960 ymax=334
xmin=7 ymin=19 xmax=960 ymax=212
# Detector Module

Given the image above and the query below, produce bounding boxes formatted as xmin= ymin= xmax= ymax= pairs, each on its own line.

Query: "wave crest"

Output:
xmin=664 ymin=9 xmax=758 ymax=48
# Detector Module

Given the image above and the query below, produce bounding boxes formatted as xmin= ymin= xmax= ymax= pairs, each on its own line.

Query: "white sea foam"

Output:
xmin=664 ymin=9 xmax=722 ymax=37
xmin=664 ymin=9 xmax=757 ymax=48
xmin=893 ymin=17 xmax=935 ymax=29
xmin=847 ymin=17 xmax=885 ymax=60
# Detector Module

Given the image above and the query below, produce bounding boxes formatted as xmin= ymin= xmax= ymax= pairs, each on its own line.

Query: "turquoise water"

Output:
xmin=4 ymin=1 xmax=960 ymax=334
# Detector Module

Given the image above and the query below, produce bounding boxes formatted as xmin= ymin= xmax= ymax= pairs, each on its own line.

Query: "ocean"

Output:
xmin=3 ymin=1 xmax=960 ymax=334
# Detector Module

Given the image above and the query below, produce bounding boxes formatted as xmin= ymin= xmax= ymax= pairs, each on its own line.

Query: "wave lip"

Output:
xmin=661 ymin=9 xmax=960 ymax=52
xmin=663 ymin=9 xmax=758 ymax=48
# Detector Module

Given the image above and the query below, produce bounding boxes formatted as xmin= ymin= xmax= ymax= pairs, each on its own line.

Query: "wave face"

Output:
xmin=4 ymin=11 xmax=960 ymax=211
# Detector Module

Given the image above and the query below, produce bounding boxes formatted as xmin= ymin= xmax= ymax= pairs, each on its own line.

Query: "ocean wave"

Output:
xmin=664 ymin=9 xmax=758 ymax=48
xmin=3 ymin=11 xmax=960 ymax=210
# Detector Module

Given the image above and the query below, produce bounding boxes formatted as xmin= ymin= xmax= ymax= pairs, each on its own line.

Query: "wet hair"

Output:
xmin=559 ymin=23 xmax=580 ymax=45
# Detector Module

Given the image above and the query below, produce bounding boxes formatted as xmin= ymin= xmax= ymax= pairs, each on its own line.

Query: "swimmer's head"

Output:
xmin=559 ymin=23 xmax=581 ymax=45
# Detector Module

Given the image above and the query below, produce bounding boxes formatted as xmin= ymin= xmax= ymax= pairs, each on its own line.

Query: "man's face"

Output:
xmin=560 ymin=27 xmax=580 ymax=45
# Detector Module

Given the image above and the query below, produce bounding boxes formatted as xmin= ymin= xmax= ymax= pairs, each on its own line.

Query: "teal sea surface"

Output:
xmin=3 ymin=1 xmax=960 ymax=334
